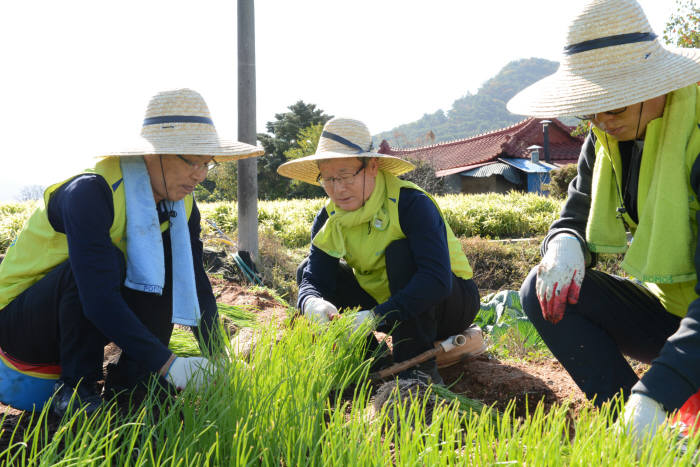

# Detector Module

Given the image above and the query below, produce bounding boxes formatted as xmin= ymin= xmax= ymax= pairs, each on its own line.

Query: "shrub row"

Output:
xmin=199 ymin=192 xmax=563 ymax=249
xmin=0 ymin=193 xmax=563 ymax=255
xmin=0 ymin=201 xmax=36 ymax=253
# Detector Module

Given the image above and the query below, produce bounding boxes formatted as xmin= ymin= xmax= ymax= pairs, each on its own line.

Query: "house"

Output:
xmin=378 ymin=118 xmax=583 ymax=194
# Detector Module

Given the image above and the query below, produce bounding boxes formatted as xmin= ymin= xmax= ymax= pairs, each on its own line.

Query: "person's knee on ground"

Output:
xmin=385 ymin=238 xmax=481 ymax=370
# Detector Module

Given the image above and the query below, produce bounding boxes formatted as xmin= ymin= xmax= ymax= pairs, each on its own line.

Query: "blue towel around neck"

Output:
xmin=120 ymin=157 xmax=201 ymax=326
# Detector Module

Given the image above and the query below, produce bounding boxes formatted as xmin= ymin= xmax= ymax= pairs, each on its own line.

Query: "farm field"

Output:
xmin=1 ymin=193 xmax=697 ymax=464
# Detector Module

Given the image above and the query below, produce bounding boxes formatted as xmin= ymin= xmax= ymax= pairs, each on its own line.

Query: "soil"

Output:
xmin=1 ymin=278 xmax=592 ymax=452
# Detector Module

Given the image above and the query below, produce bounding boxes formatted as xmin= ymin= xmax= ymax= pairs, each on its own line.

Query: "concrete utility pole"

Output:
xmin=237 ymin=0 xmax=258 ymax=261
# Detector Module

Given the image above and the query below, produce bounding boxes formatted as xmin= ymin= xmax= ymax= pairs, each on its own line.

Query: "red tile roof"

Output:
xmin=378 ymin=118 xmax=583 ymax=176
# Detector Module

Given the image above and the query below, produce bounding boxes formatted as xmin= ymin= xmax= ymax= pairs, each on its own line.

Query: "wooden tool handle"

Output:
xmin=370 ymin=347 xmax=441 ymax=380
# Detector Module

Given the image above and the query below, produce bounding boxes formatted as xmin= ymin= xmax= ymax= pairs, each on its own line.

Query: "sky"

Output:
xmin=0 ymin=0 xmax=678 ymax=200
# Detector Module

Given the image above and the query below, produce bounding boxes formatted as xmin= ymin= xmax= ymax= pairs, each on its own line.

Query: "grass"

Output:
xmin=169 ymin=303 xmax=258 ymax=357
xmin=3 ymin=318 xmax=699 ymax=464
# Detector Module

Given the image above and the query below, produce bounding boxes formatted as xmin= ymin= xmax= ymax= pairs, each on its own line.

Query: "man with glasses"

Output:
xmin=277 ymin=118 xmax=484 ymax=385
xmin=507 ymin=0 xmax=700 ymax=442
xmin=0 ymin=89 xmax=262 ymax=416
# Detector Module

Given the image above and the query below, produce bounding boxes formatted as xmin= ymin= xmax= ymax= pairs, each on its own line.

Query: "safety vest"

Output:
xmin=317 ymin=173 xmax=473 ymax=304
xmin=0 ymin=157 xmax=193 ymax=309
xmin=590 ymin=86 xmax=700 ymax=317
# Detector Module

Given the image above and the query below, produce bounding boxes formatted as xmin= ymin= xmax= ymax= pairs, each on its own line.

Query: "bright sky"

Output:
xmin=0 ymin=0 xmax=677 ymax=200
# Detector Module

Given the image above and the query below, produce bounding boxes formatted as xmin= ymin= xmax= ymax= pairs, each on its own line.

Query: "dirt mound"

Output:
xmin=211 ymin=278 xmax=290 ymax=328
xmin=441 ymin=356 xmax=586 ymax=418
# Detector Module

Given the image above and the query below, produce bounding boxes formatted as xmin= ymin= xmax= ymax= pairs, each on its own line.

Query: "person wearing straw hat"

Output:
xmin=508 ymin=0 xmax=700 ymax=442
xmin=278 ymin=117 xmax=483 ymax=385
xmin=0 ymin=88 xmax=263 ymax=416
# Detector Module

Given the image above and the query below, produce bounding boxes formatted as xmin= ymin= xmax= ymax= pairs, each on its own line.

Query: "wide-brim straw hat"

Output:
xmin=277 ymin=117 xmax=415 ymax=185
xmin=507 ymin=0 xmax=700 ymax=118
xmin=98 ymin=88 xmax=264 ymax=161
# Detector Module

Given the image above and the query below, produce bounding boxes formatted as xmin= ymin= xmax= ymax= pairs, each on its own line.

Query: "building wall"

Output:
xmin=459 ymin=175 xmax=521 ymax=194
xmin=444 ymin=174 xmax=463 ymax=193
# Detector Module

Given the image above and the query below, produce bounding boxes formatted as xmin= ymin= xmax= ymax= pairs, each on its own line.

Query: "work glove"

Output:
xmin=350 ymin=309 xmax=376 ymax=335
xmin=303 ymin=296 xmax=339 ymax=324
xmin=617 ymin=393 xmax=667 ymax=443
xmin=166 ymin=356 xmax=211 ymax=391
xmin=536 ymin=234 xmax=585 ymax=324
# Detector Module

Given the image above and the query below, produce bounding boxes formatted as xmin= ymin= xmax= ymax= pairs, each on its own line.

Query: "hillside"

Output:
xmin=374 ymin=58 xmax=560 ymax=148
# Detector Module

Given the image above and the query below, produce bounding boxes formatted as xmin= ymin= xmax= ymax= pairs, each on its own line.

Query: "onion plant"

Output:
xmin=2 ymin=313 xmax=699 ymax=465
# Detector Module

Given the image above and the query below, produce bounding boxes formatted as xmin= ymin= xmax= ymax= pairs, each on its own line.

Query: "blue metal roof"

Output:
xmin=460 ymin=162 xmax=522 ymax=185
xmin=498 ymin=157 xmax=558 ymax=173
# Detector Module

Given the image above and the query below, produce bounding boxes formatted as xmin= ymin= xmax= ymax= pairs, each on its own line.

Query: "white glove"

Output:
xmin=618 ymin=393 xmax=667 ymax=442
xmin=350 ymin=309 xmax=376 ymax=334
xmin=536 ymin=234 xmax=585 ymax=323
xmin=303 ymin=296 xmax=339 ymax=324
xmin=166 ymin=356 xmax=211 ymax=391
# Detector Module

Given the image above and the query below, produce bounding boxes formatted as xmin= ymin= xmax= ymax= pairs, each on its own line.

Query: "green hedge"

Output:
xmin=200 ymin=192 xmax=562 ymax=248
xmin=0 ymin=201 xmax=37 ymax=253
xmin=0 ymin=193 xmax=563 ymax=255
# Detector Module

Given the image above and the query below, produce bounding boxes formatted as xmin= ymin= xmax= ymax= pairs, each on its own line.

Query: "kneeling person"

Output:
xmin=0 ymin=89 xmax=263 ymax=415
xmin=278 ymin=118 xmax=482 ymax=384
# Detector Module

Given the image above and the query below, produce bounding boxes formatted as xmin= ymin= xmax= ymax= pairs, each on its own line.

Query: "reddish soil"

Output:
xmin=442 ymin=356 xmax=586 ymax=418
xmin=210 ymin=277 xmax=289 ymax=329
xmin=1 ymin=279 xmax=592 ymax=451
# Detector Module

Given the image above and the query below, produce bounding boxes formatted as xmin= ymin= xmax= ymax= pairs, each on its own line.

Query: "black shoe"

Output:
xmin=51 ymin=379 xmax=103 ymax=418
xmin=398 ymin=359 xmax=444 ymax=386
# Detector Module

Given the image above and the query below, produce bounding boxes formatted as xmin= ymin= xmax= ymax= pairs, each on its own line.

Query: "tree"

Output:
xmin=192 ymin=164 xmax=239 ymax=201
xmin=542 ymin=164 xmax=578 ymax=199
xmin=197 ymin=101 xmax=332 ymax=201
xmin=399 ymin=158 xmax=446 ymax=196
xmin=16 ymin=184 xmax=45 ymax=202
xmin=570 ymin=120 xmax=591 ymax=138
xmin=283 ymin=123 xmax=327 ymax=199
xmin=284 ymin=123 xmax=323 ymax=161
xmin=664 ymin=0 xmax=699 ymax=48
xmin=257 ymin=101 xmax=332 ymax=199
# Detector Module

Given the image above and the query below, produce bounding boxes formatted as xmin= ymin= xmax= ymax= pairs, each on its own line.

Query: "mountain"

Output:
xmin=374 ymin=58 xmax=562 ymax=148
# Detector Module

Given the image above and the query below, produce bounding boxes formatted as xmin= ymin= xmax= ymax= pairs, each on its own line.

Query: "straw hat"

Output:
xmin=277 ymin=117 xmax=415 ymax=185
xmin=98 ymin=88 xmax=264 ymax=160
xmin=507 ymin=0 xmax=700 ymax=118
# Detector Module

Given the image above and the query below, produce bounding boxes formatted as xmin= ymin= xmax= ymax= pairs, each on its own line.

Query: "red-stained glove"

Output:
xmin=672 ymin=389 xmax=700 ymax=436
xmin=535 ymin=235 xmax=585 ymax=323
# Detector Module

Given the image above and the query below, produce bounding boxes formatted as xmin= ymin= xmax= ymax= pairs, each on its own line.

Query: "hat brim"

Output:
xmin=507 ymin=46 xmax=700 ymax=117
xmin=96 ymin=134 xmax=264 ymax=161
xmin=277 ymin=150 xmax=415 ymax=186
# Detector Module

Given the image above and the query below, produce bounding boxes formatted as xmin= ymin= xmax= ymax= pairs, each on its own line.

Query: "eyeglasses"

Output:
xmin=177 ymin=154 xmax=218 ymax=171
xmin=317 ymin=164 xmax=366 ymax=188
xmin=575 ymin=106 xmax=628 ymax=121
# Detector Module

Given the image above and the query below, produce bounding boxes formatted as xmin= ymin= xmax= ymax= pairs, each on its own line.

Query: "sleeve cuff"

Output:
xmin=543 ymin=228 xmax=593 ymax=266
xmin=633 ymin=362 xmax=697 ymax=412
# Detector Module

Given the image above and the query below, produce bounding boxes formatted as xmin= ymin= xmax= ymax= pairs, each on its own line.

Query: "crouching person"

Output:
xmin=508 ymin=0 xmax=700 ymax=442
xmin=277 ymin=118 xmax=484 ymax=385
xmin=0 ymin=89 xmax=263 ymax=416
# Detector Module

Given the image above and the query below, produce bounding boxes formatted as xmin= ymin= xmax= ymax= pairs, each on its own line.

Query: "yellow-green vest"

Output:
xmin=319 ymin=175 xmax=473 ymax=304
xmin=0 ymin=157 xmax=193 ymax=309
xmin=591 ymin=98 xmax=700 ymax=317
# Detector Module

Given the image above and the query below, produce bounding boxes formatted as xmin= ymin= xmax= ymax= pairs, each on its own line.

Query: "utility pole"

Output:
xmin=237 ymin=0 xmax=258 ymax=261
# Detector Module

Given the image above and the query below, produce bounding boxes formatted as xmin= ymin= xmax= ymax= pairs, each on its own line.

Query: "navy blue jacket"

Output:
xmin=297 ymin=187 xmax=454 ymax=321
xmin=48 ymin=174 xmax=217 ymax=372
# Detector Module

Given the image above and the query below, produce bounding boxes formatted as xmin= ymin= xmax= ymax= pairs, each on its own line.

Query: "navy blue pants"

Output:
xmin=0 ymin=252 xmax=173 ymax=388
xmin=521 ymin=267 xmax=684 ymax=408
xmin=297 ymin=239 xmax=480 ymax=363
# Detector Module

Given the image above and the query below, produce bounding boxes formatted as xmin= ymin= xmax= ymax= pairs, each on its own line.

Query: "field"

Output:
xmin=1 ymin=193 xmax=697 ymax=465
